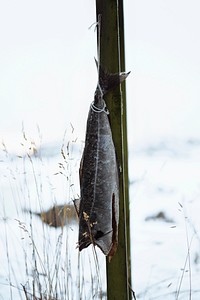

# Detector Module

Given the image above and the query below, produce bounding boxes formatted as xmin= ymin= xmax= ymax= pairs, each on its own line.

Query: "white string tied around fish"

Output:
xmin=90 ymin=100 xmax=109 ymax=115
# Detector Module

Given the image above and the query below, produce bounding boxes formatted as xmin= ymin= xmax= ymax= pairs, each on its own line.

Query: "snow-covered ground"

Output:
xmin=130 ymin=139 xmax=200 ymax=299
xmin=1 ymin=136 xmax=200 ymax=299
xmin=0 ymin=136 xmax=106 ymax=300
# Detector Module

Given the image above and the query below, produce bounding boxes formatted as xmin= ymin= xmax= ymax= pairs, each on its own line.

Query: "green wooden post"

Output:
xmin=95 ymin=1 xmax=131 ymax=299
xmin=118 ymin=0 xmax=132 ymax=291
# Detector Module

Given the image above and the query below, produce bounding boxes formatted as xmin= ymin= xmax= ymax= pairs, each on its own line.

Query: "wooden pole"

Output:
xmin=118 ymin=0 xmax=132 ymax=291
xmin=95 ymin=1 xmax=131 ymax=299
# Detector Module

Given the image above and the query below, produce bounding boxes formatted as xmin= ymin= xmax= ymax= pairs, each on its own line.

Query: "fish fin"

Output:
xmin=108 ymin=192 xmax=118 ymax=262
xmin=73 ymin=198 xmax=80 ymax=217
xmin=79 ymin=155 xmax=84 ymax=185
xmin=94 ymin=58 xmax=130 ymax=94
xmin=94 ymin=57 xmax=98 ymax=68
xmin=119 ymin=71 xmax=131 ymax=83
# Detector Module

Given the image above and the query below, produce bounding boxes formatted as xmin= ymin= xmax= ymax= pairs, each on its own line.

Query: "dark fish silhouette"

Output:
xmin=78 ymin=61 xmax=130 ymax=260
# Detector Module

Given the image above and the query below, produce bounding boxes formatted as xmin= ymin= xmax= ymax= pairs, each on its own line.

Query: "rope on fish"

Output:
xmin=90 ymin=100 xmax=109 ymax=114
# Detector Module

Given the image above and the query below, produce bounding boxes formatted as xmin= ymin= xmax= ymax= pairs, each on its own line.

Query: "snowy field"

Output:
xmin=0 ymin=134 xmax=107 ymax=300
xmin=1 ymin=136 xmax=200 ymax=299
xmin=130 ymin=139 xmax=200 ymax=299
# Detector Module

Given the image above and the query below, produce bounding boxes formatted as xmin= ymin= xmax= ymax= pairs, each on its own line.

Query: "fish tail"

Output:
xmin=95 ymin=58 xmax=130 ymax=94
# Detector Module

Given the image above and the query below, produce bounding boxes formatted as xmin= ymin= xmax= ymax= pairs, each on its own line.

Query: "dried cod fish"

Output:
xmin=78 ymin=61 xmax=130 ymax=260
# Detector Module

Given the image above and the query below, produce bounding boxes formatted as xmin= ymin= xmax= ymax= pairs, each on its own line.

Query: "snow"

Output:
xmin=0 ymin=138 xmax=106 ymax=300
xmin=130 ymin=141 xmax=200 ymax=299
xmin=1 ymin=138 xmax=200 ymax=299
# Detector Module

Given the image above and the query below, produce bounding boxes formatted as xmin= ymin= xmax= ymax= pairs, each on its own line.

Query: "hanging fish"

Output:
xmin=78 ymin=60 xmax=130 ymax=260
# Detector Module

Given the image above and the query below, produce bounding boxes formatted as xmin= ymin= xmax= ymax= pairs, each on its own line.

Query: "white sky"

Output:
xmin=126 ymin=0 xmax=200 ymax=145
xmin=0 ymin=0 xmax=200 ymax=151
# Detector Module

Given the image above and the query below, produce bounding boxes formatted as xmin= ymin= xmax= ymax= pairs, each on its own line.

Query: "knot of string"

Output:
xmin=90 ymin=100 xmax=109 ymax=115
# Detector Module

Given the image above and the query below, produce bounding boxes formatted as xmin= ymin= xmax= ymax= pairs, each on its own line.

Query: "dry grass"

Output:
xmin=0 ymin=127 xmax=106 ymax=300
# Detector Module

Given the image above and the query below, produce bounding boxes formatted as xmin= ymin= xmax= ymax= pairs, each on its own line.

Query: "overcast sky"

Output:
xmin=0 ymin=0 xmax=200 ymax=151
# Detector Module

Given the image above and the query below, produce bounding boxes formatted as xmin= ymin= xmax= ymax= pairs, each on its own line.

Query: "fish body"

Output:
xmin=78 ymin=63 xmax=129 ymax=259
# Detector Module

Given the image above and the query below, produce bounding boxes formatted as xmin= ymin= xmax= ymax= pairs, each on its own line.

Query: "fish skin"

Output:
xmin=78 ymin=63 xmax=129 ymax=259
